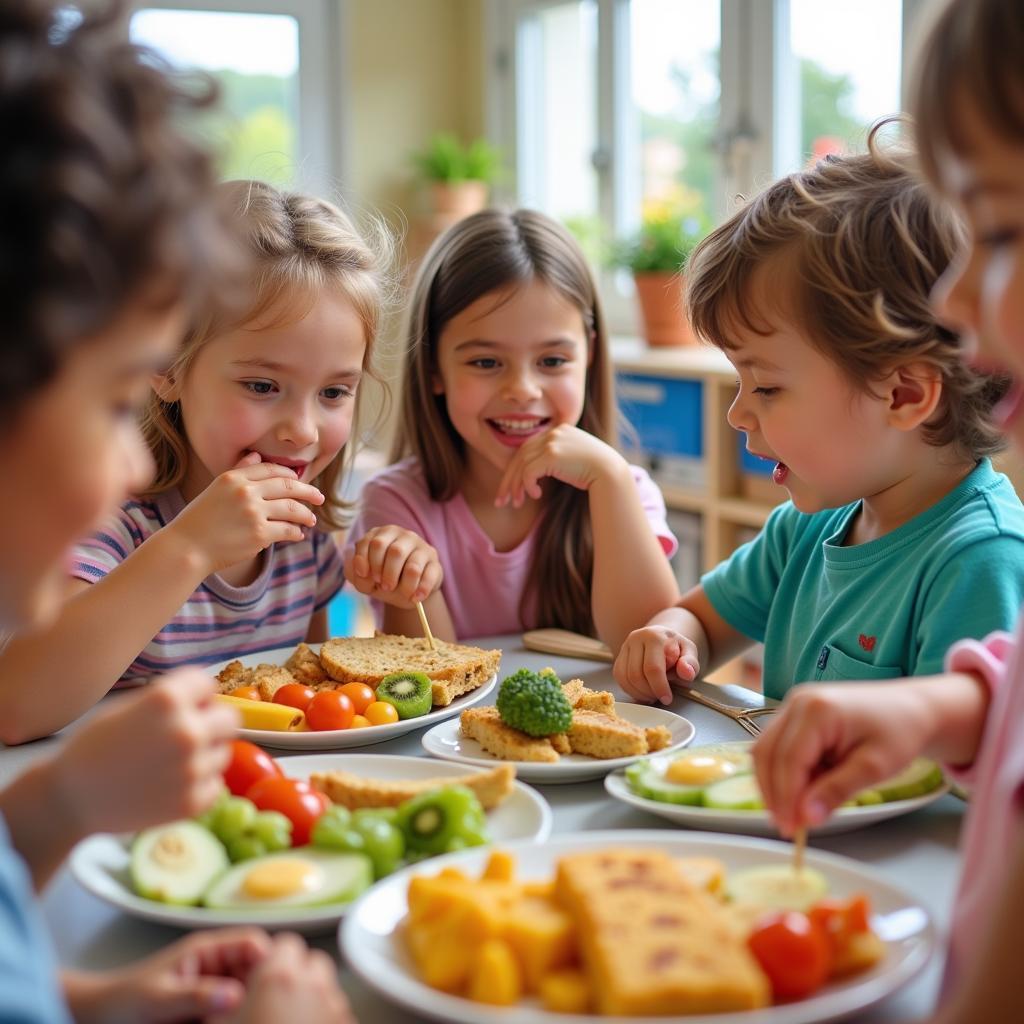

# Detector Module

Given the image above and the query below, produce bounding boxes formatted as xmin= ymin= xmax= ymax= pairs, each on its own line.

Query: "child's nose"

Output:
xmin=502 ymin=367 xmax=542 ymax=402
xmin=278 ymin=403 xmax=318 ymax=446
xmin=727 ymin=389 xmax=756 ymax=433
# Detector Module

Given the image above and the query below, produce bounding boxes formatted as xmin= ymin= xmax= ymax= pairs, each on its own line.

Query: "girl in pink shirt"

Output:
xmin=751 ymin=2 xmax=1024 ymax=1019
xmin=344 ymin=209 xmax=679 ymax=646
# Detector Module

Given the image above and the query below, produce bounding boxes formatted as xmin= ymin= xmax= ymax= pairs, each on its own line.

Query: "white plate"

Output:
xmin=420 ymin=704 xmax=695 ymax=783
xmin=340 ymin=830 xmax=935 ymax=1024
xmin=604 ymin=745 xmax=950 ymax=836
xmin=208 ymin=645 xmax=497 ymax=750
xmin=69 ymin=754 xmax=550 ymax=936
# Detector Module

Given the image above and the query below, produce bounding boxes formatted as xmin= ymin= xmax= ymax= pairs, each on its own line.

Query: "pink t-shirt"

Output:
xmin=942 ymin=621 xmax=1024 ymax=993
xmin=344 ymin=457 xmax=677 ymax=639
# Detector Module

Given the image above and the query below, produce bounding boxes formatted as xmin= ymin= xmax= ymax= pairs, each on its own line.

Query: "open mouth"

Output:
xmin=486 ymin=416 xmax=551 ymax=446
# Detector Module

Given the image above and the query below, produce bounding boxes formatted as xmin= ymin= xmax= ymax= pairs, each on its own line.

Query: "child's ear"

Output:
xmin=431 ymin=372 xmax=445 ymax=396
xmin=151 ymin=372 xmax=180 ymax=403
xmin=886 ymin=361 xmax=943 ymax=431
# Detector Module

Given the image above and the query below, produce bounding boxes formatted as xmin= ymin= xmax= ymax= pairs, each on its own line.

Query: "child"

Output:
xmin=0 ymin=2 xmax=353 ymax=1021
xmin=0 ymin=178 xmax=439 ymax=742
xmin=753 ymin=1 xmax=1024 ymax=1019
xmin=343 ymin=208 xmax=679 ymax=647
xmin=614 ymin=133 xmax=1024 ymax=705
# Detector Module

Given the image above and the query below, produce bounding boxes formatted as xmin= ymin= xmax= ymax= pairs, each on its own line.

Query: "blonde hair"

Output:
xmin=140 ymin=179 xmax=392 ymax=529
xmin=392 ymin=209 xmax=618 ymax=636
xmin=686 ymin=126 xmax=1008 ymax=461
xmin=912 ymin=0 xmax=1024 ymax=185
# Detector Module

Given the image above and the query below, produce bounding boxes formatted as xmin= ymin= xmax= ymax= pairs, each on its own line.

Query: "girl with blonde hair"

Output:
xmin=344 ymin=208 xmax=679 ymax=646
xmin=0 ymin=179 xmax=440 ymax=741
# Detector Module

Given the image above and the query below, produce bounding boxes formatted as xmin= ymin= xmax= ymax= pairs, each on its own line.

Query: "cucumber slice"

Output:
xmin=625 ymin=761 xmax=703 ymax=805
xmin=854 ymin=788 xmax=884 ymax=806
xmin=875 ymin=758 xmax=944 ymax=801
xmin=725 ymin=864 xmax=829 ymax=911
xmin=702 ymin=773 xmax=764 ymax=811
xmin=131 ymin=821 xmax=228 ymax=906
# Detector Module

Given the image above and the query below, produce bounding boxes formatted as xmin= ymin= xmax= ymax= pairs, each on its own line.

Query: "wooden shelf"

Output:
xmin=660 ymin=485 xmax=708 ymax=513
xmin=716 ymin=498 xmax=777 ymax=528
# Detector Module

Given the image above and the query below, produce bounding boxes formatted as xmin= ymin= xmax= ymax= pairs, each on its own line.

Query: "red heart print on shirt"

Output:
xmin=858 ymin=634 xmax=877 ymax=653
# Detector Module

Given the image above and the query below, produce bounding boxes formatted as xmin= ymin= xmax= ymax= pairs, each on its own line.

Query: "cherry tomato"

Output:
xmin=272 ymin=682 xmax=315 ymax=711
xmin=808 ymin=895 xmax=871 ymax=958
xmin=245 ymin=776 xmax=329 ymax=846
xmin=223 ymin=739 xmax=282 ymax=797
xmin=748 ymin=912 xmax=831 ymax=1001
xmin=306 ymin=690 xmax=355 ymax=731
xmin=338 ymin=682 xmax=375 ymax=715
xmin=229 ymin=685 xmax=261 ymax=701
xmin=365 ymin=700 xmax=399 ymax=726
xmin=350 ymin=714 xmax=371 ymax=729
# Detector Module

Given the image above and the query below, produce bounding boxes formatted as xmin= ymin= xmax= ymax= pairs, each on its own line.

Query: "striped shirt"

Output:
xmin=71 ymin=488 xmax=347 ymax=684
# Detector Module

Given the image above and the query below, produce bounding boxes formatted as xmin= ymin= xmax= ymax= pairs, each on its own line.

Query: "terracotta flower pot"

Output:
xmin=430 ymin=180 xmax=489 ymax=220
xmin=633 ymin=270 xmax=696 ymax=347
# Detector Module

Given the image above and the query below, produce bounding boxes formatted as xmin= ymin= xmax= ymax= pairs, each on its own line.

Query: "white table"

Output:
xmin=1 ymin=636 xmax=962 ymax=1022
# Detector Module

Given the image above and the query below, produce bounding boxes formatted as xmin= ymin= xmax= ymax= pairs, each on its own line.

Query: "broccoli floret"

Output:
xmin=496 ymin=668 xmax=573 ymax=737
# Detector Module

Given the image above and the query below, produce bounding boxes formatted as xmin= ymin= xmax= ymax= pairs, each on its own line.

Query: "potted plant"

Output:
xmin=617 ymin=202 xmax=709 ymax=346
xmin=411 ymin=133 xmax=502 ymax=221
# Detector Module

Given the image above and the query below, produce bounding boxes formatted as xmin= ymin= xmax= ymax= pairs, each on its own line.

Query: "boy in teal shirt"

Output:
xmin=614 ymin=139 xmax=1024 ymax=703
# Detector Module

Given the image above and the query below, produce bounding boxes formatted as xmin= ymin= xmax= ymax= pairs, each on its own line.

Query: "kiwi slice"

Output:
xmin=375 ymin=672 xmax=433 ymax=719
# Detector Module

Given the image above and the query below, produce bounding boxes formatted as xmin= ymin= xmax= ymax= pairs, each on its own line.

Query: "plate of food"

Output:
xmin=604 ymin=742 xmax=949 ymax=836
xmin=211 ymin=635 xmax=500 ymax=749
xmin=69 ymin=752 xmax=550 ymax=935
xmin=340 ymin=830 xmax=935 ymax=1024
xmin=420 ymin=669 xmax=695 ymax=783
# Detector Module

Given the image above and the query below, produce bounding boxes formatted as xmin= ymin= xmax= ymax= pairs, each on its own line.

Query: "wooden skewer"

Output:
xmin=415 ymin=601 xmax=436 ymax=651
xmin=793 ymin=826 xmax=806 ymax=875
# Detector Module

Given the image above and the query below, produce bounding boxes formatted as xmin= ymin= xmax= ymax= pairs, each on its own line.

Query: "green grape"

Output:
xmin=211 ymin=796 xmax=257 ymax=843
xmin=351 ymin=807 xmax=399 ymax=828
xmin=352 ymin=817 xmax=405 ymax=879
xmin=309 ymin=805 xmax=353 ymax=849
xmin=195 ymin=787 xmax=230 ymax=832
xmin=226 ymin=834 xmax=266 ymax=863
xmin=251 ymin=811 xmax=292 ymax=851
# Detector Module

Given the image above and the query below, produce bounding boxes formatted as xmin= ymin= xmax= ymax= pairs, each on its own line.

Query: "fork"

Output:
xmin=675 ymin=685 xmax=778 ymax=737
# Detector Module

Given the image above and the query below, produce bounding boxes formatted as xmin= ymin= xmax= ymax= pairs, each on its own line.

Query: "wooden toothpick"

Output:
xmin=793 ymin=825 xmax=806 ymax=875
xmin=415 ymin=601 xmax=436 ymax=651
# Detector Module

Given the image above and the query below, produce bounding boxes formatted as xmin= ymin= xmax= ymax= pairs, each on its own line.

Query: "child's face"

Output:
xmin=932 ymin=105 xmax=1024 ymax=449
xmin=433 ymin=278 xmax=589 ymax=482
xmin=171 ymin=288 xmax=367 ymax=500
xmin=725 ymin=288 xmax=901 ymax=513
xmin=0 ymin=300 xmax=183 ymax=630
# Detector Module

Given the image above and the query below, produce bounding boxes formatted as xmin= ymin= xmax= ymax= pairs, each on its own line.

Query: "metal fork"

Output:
xmin=676 ymin=684 xmax=778 ymax=737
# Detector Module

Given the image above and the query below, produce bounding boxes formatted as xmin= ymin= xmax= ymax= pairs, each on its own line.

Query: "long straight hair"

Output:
xmin=392 ymin=209 xmax=618 ymax=635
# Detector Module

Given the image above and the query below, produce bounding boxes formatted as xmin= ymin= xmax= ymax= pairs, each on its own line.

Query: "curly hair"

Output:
xmin=0 ymin=0 xmax=226 ymax=425
xmin=685 ymin=124 xmax=1009 ymax=461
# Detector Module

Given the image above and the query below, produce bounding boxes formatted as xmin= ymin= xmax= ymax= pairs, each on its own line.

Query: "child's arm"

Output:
xmin=0 ymin=458 xmax=323 ymax=743
xmin=0 ymin=669 xmax=236 ymax=889
xmin=613 ymin=584 xmax=752 ymax=704
xmin=751 ymin=672 xmax=989 ymax=836
xmin=494 ymin=424 xmax=678 ymax=650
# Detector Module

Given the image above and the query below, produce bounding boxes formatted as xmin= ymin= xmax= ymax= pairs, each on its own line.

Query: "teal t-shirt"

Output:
xmin=702 ymin=460 xmax=1024 ymax=700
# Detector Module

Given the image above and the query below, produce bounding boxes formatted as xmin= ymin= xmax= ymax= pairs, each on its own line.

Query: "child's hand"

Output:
xmin=344 ymin=525 xmax=443 ymax=608
xmin=495 ymin=424 xmax=626 ymax=508
xmin=613 ymin=625 xmax=700 ymax=705
xmin=69 ymin=928 xmax=271 ymax=1023
xmin=172 ymin=453 xmax=326 ymax=575
xmin=54 ymin=668 xmax=238 ymax=839
xmin=753 ymin=682 xmax=933 ymax=837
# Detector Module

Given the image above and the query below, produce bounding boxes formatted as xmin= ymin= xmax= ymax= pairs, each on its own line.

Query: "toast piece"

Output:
xmin=574 ymin=689 xmax=617 ymax=717
xmin=566 ymin=710 xmax=649 ymax=759
xmin=216 ymin=660 xmax=250 ymax=693
xmin=644 ymin=725 xmax=673 ymax=752
xmin=310 ymin=763 xmax=516 ymax=810
xmin=215 ymin=660 xmax=297 ymax=700
xmin=561 ymin=678 xmax=585 ymax=705
xmin=460 ymin=706 xmax=560 ymax=763
xmin=554 ymin=849 xmax=771 ymax=1015
xmin=284 ymin=642 xmax=330 ymax=687
xmin=320 ymin=634 xmax=501 ymax=707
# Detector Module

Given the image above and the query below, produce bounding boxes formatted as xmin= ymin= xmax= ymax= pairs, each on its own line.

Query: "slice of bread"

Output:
xmin=310 ymin=763 xmax=515 ymax=810
xmin=460 ymin=706 xmax=560 ymax=763
xmin=319 ymin=634 xmax=501 ymax=707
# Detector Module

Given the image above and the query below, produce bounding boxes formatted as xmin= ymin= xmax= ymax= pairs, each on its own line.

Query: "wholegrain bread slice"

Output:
xmin=319 ymin=634 xmax=501 ymax=707
xmin=460 ymin=706 xmax=560 ymax=763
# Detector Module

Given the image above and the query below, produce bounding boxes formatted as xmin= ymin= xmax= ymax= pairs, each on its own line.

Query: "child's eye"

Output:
xmin=469 ymin=358 xmax=500 ymax=369
xmin=752 ymin=386 xmax=779 ymax=398
xmin=322 ymin=385 xmax=355 ymax=401
xmin=540 ymin=355 xmax=569 ymax=368
xmin=242 ymin=380 xmax=276 ymax=395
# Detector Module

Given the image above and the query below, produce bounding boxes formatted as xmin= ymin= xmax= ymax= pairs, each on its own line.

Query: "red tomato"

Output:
xmin=748 ymin=912 xmax=831 ymax=1001
xmin=223 ymin=740 xmax=282 ymax=797
xmin=245 ymin=776 xmax=329 ymax=846
xmin=306 ymin=690 xmax=355 ymax=731
xmin=808 ymin=895 xmax=871 ymax=958
xmin=229 ymin=685 xmax=261 ymax=702
xmin=337 ymin=682 xmax=375 ymax=715
xmin=272 ymin=682 xmax=315 ymax=711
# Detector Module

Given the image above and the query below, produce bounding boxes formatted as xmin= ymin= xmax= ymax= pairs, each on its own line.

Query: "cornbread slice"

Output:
xmin=460 ymin=706 xmax=560 ymax=763
xmin=574 ymin=689 xmax=617 ymax=717
xmin=645 ymin=725 xmax=673 ymax=752
xmin=554 ymin=849 xmax=771 ymax=1014
xmin=550 ymin=733 xmax=572 ymax=755
xmin=285 ymin=642 xmax=330 ymax=687
xmin=310 ymin=763 xmax=516 ymax=810
xmin=320 ymin=634 xmax=501 ymax=706
xmin=566 ymin=710 xmax=649 ymax=759
xmin=561 ymin=678 xmax=585 ymax=705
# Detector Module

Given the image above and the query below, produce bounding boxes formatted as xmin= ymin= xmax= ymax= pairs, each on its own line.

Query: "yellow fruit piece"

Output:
xmin=215 ymin=694 xmax=305 ymax=731
xmin=481 ymin=849 xmax=516 ymax=882
xmin=503 ymin=896 xmax=577 ymax=992
xmin=831 ymin=929 xmax=886 ymax=978
xmin=349 ymin=714 xmax=371 ymax=729
xmin=539 ymin=969 xmax=591 ymax=1014
xmin=406 ymin=917 xmax=474 ymax=993
xmin=468 ymin=939 xmax=522 ymax=1006
xmin=438 ymin=866 xmax=469 ymax=882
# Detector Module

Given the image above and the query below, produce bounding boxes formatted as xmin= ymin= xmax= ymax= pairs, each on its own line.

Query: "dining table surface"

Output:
xmin=0 ymin=634 xmax=963 ymax=1024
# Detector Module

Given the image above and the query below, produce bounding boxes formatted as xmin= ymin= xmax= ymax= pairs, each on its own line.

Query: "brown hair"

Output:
xmin=140 ymin=180 xmax=393 ymax=530
xmin=0 ymin=0 xmax=228 ymax=426
xmin=913 ymin=0 xmax=1024 ymax=185
xmin=392 ymin=209 xmax=618 ymax=635
xmin=685 ymin=126 xmax=1008 ymax=461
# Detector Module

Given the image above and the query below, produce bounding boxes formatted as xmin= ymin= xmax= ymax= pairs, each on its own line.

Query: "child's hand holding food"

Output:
xmin=344 ymin=525 xmax=443 ymax=608
xmin=613 ymin=624 xmax=700 ymax=706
